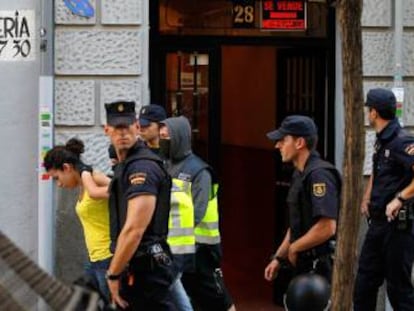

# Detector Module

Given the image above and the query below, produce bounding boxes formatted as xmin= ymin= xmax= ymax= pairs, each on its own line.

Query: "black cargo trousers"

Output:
xmin=119 ymin=243 xmax=178 ymax=311
xmin=354 ymin=218 xmax=414 ymax=311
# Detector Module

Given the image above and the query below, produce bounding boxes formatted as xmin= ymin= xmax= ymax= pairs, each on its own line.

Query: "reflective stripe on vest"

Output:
xmin=195 ymin=183 xmax=221 ymax=244
xmin=167 ymin=179 xmax=196 ymax=255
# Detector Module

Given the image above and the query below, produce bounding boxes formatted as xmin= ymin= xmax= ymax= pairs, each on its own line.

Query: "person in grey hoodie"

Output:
xmin=160 ymin=116 xmax=236 ymax=311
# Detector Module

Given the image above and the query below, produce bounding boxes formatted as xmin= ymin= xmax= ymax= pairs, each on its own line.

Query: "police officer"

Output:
xmin=138 ymin=107 xmax=194 ymax=311
xmin=264 ymin=115 xmax=341 ymax=294
xmin=138 ymin=104 xmax=167 ymax=152
xmin=159 ymin=116 xmax=236 ymax=311
xmin=354 ymin=88 xmax=414 ymax=310
xmin=107 ymin=104 xmax=167 ymax=171
xmin=103 ymin=101 xmax=176 ymax=310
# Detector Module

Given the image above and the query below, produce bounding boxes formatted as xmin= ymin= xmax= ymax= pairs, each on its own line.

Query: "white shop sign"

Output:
xmin=0 ymin=10 xmax=35 ymax=61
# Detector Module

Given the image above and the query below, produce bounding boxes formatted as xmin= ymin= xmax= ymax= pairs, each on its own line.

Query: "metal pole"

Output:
xmin=175 ymin=51 xmax=183 ymax=116
xmin=192 ymin=52 xmax=200 ymax=134
xmin=392 ymin=0 xmax=404 ymax=126
xmin=38 ymin=0 xmax=55 ymax=276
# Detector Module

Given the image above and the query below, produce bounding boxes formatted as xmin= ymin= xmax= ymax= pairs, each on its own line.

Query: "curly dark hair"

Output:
xmin=44 ymin=138 xmax=85 ymax=171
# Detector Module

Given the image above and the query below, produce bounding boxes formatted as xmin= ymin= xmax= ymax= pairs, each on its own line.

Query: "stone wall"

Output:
xmin=362 ymin=0 xmax=414 ymax=173
xmin=53 ymin=0 xmax=148 ymax=282
xmin=54 ymin=0 xmax=147 ymax=173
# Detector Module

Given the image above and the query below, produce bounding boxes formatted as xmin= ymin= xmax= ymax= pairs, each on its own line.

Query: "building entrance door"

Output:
xmin=151 ymin=43 xmax=332 ymax=310
xmin=219 ymin=45 xmax=278 ymax=309
xmin=271 ymin=48 xmax=332 ymax=304
xmin=150 ymin=3 xmax=335 ymax=309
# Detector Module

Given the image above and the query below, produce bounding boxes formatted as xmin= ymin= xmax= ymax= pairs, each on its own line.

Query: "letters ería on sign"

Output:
xmin=0 ymin=10 xmax=35 ymax=61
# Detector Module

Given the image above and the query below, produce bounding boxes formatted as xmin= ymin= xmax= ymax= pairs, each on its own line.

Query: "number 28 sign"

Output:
xmin=0 ymin=10 xmax=35 ymax=61
xmin=233 ymin=0 xmax=255 ymax=28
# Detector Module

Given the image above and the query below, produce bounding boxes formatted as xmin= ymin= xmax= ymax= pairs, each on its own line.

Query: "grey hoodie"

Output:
xmin=162 ymin=116 xmax=192 ymax=163
xmin=162 ymin=116 xmax=211 ymax=226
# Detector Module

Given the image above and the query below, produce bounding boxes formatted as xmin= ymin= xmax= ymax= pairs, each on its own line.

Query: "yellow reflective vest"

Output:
xmin=167 ymin=178 xmax=221 ymax=253
xmin=167 ymin=178 xmax=196 ymax=254
xmin=195 ymin=183 xmax=221 ymax=244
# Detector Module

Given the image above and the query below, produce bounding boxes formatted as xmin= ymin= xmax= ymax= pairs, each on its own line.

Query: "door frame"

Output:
xmin=149 ymin=44 xmax=222 ymax=168
xmin=149 ymin=0 xmax=337 ymax=168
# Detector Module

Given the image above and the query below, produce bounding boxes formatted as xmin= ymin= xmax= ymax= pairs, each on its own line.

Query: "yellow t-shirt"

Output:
xmin=75 ymin=190 xmax=112 ymax=262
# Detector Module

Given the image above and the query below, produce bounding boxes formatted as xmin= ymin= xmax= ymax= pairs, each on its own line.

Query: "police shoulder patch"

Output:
xmin=129 ymin=172 xmax=147 ymax=185
xmin=313 ymin=183 xmax=326 ymax=197
xmin=405 ymin=144 xmax=414 ymax=156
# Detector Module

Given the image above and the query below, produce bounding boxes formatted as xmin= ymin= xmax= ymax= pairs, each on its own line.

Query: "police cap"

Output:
xmin=365 ymin=88 xmax=396 ymax=111
xmin=267 ymin=115 xmax=317 ymax=141
xmin=105 ymin=101 xmax=136 ymax=126
xmin=139 ymin=104 xmax=167 ymax=127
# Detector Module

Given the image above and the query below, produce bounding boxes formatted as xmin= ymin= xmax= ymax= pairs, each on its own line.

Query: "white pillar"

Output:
xmin=38 ymin=0 xmax=54 ymax=275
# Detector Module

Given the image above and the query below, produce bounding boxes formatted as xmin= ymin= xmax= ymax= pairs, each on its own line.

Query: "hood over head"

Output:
xmin=161 ymin=116 xmax=192 ymax=161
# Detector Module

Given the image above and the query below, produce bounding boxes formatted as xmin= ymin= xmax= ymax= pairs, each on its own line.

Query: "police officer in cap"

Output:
xmin=104 ymin=101 xmax=176 ymax=310
xmin=264 ymin=115 xmax=341 ymax=296
xmin=354 ymin=88 xmax=414 ymax=310
xmin=138 ymin=104 xmax=167 ymax=152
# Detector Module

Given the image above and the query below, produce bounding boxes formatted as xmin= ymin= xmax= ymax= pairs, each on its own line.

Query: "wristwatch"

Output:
xmin=270 ymin=254 xmax=284 ymax=262
xmin=105 ymin=271 xmax=121 ymax=281
xmin=396 ymin=192 xmax=407 ymax=203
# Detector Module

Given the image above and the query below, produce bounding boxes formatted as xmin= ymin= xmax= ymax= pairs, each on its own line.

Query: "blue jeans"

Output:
xmin=169 ymin=273 xmax=193 ymax=311
xmin=84 ymin=257 xmax=111 ymax=302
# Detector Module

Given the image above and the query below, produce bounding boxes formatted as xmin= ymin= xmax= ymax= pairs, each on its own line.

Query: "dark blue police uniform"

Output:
xmin=109 ymin=141 xmax=177 ymax=310
xmin=266 ymin=115 xmax=341 ymax=306
xmin=287 ymin=151 xmax=340 ymax=279
xmin=354 ymin=118 xmax=414 ymax=311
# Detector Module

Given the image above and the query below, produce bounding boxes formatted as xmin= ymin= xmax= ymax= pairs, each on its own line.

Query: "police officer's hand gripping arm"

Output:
xmin=106 ymin=195 xmax=157 ymax=309
xmin=264 ymin=229 xmax=291 ymax=281
xmin=80 ymin=170 xmax=111 ymax=199
xmin=386 ymin=169 xmax=414 ymax=221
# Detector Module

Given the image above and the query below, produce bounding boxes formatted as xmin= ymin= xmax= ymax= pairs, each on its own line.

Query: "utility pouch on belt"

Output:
xmin=148 ymin=243 xmax=172 ymax=266
xmin=131 ymin=243 xmax=172 ymax=272
xmin=397 ymin=203 xmax=414 ymax=232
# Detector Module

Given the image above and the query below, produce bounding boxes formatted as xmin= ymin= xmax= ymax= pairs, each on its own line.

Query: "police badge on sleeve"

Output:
xmin=405 ymin=144 xmax=414 ymax=156
xmin=129 ymin=172 xmax=147 ymax=185
xmin=313 ymin=183 xmax=326 ymax=197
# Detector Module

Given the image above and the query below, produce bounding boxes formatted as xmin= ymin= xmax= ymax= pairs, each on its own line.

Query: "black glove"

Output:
xmin=108 ymin=144 xmax=117 ymax=159
xmin=78 ymin=162 xmax=93 ymax=175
